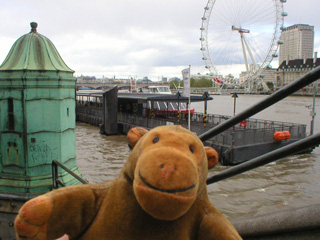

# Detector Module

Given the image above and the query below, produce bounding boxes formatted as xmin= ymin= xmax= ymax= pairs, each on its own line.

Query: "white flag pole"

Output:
xmin=188 ymin=65 xmax=191 ymax=130
xmin=182 ymin=66 xmax=191 ymax=130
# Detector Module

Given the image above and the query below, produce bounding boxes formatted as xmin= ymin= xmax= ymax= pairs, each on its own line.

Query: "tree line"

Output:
xmin=169 ymin=77 xmax=213 ymax=89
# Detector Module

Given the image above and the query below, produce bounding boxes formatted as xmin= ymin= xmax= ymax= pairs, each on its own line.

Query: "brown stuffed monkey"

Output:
xmin=14 ymin=125 xmax=241 ymax=240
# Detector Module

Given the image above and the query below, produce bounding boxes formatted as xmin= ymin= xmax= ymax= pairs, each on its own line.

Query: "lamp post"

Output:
xmin=305 ymin=86 xmax=317 ymax=135
xmin=310 ymin=86 xmax=317 ymax=135
xmin=203 ymin=92 xmax=210 ymax=127
xmin=231 ymin=92 xmax=239 ymax=116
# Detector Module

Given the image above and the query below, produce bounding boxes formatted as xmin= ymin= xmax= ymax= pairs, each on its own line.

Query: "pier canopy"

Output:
xmin=118 ymin=92 xmax=213 ymax=102
xmin=116 ymin=91 xmax=213 ymax=124
xmin=117 ymin=91 xmax=213 ymax=114
xmin=0 ymin=22 xmax=74 ymax=75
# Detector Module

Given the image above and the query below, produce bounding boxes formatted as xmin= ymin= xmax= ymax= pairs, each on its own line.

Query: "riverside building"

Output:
xmin=277 ymin=24 xmax=319 ymax=94
xmin=279 ymin=24 xmax=314 ymax=64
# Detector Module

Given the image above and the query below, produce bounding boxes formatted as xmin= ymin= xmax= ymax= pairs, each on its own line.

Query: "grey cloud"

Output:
xmin=0 ymin=0 xmax=318 ymax=79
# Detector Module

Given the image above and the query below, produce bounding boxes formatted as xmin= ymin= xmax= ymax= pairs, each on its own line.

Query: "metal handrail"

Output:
xmin=52 ymin=160 xmax=88 ymax=189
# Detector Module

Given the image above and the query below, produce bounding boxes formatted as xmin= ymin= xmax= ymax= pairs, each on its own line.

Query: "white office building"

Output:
xmin=279 ymin=24 xmax=314 ymax=65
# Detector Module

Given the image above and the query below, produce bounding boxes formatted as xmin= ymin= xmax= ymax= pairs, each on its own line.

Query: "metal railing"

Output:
xmin=52 ymin=160 xmax=88 ymax=189
xmin=118 ymin=111 xmax=306 ymax=147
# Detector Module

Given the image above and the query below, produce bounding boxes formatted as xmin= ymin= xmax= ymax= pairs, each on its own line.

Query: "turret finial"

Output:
xmin=30 ymin=22 xmax=38 ymax=33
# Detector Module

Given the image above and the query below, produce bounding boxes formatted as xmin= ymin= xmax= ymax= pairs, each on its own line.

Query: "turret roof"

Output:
xmin=0 ymin=22 xmax=74 ymax=73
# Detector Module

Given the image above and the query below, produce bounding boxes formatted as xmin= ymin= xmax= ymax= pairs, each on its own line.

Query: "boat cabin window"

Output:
xmin=158 ymin=87 xmax=171 ymax=93
xmin=150 ymin=88 xmax=157 ymax=93
xmin=149 ymin=86 xmax=171 ymax=94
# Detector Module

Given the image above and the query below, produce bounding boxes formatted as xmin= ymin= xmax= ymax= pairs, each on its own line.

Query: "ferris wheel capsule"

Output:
xmin=280 ymin=26 xmax=287 ymax=30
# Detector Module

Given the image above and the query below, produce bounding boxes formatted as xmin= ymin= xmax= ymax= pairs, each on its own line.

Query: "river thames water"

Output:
xmin=75 ymin=94 xmax=320 ymax=221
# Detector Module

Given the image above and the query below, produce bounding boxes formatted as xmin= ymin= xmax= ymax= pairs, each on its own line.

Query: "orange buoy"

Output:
xmin=274 ymin=131 xmax=291 ymax=141
xmin=274 ymin=131 xmax=284 ymax=141
xmin=282 ymin=131 xmax=291 ymax=140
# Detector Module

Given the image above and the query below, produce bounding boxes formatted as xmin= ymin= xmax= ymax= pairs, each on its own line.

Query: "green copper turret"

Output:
xmin=0 ymin=22 xmax=82 ymax=197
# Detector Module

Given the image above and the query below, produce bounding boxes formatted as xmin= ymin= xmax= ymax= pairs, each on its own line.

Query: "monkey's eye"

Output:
xmin=189 ymin=145 xmax=194 ymax=153
xmin=153 ymin=136 xmax=159 ymax=143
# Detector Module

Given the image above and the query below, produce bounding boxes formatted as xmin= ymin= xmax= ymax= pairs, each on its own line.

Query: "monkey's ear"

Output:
xmin=204 ymin=147 xmax=219 ymax=169
xmin=127 ymin=127 xmax=148 ymax=149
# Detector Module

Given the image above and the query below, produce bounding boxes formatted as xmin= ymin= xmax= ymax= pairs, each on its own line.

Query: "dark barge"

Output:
xmin=76 ymin=86 xmax=308 ymax=165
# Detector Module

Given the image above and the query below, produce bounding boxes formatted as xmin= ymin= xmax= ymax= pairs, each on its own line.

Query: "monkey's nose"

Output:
xmin=160 ymin=164 xmax=176 ymax=181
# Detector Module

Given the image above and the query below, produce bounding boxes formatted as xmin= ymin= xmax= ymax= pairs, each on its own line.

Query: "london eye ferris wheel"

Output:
xmin=200 ymin=0 xmax=287 ymax=89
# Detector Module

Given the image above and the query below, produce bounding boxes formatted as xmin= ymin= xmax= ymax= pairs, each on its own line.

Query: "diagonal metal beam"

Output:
xmin=207 ymin=132 xmax=320 ymax=185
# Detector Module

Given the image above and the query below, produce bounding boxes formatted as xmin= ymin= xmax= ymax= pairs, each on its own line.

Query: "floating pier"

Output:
xmin=76 ymin=87 xmax=308 ymax=165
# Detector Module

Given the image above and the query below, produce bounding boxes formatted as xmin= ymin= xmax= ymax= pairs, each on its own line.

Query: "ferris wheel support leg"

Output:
xmin=243 ymin=36 xmax=257 ymax=71
xmin=240 ymin=32 xmax=249 ymax=73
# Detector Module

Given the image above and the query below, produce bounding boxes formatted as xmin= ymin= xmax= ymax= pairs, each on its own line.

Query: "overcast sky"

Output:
xmin=0 ymin=0 xmax=319 ymax=80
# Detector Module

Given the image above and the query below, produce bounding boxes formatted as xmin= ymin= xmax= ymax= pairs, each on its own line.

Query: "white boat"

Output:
xmin=146 ymin=86 xmax=172 ymax=94
xmin=118 ymin=85 xmax=172 ymax=94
